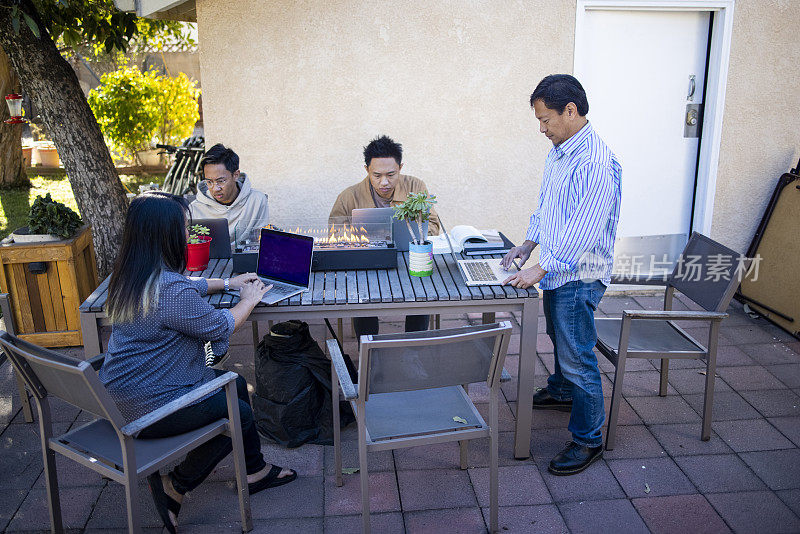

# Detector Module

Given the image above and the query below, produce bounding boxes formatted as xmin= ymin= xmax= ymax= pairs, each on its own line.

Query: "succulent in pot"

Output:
xmin=186 ymin=223 xmax=212 ymax=271
xmin=392 ymin=192 xmax=437 ymax=277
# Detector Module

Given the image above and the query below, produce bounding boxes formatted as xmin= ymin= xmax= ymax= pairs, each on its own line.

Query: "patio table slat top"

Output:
xmin=80 ymin=252 xmax=536 ymax=313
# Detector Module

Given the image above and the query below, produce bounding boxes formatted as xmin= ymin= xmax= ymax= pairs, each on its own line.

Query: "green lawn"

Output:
xmin=0 ymin=172 xmax=163 ymax=239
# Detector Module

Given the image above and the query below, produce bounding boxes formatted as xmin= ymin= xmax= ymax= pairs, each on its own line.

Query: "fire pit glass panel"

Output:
xmin=232 ymin=216 xmax=398 ymax=271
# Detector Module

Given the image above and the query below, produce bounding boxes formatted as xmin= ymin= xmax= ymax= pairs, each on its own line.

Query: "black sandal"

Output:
xmin=148 ymin=473 xmax=181 ymax=534
xmin=248 ymin=464 xmax=297 ymax=495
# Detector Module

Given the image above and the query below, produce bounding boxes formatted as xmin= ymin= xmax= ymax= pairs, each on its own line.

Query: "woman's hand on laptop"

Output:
xmin=230 ymin=279 xmax=273 ymax=331
xmin=239 ymin=279 xmax=272 ymax=305
xmin=229 ymin=273 xmax=259 ymax=290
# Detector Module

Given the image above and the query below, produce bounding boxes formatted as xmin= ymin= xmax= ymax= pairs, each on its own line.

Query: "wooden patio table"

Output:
xmin=78 ymin=251 xmax=539 ymax=459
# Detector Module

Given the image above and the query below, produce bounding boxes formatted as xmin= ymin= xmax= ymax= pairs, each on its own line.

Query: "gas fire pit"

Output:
xmin=232 ymin=217 xmax=398 ymax=272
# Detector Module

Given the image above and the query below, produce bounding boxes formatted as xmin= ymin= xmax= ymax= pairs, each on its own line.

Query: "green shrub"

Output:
xmin=88 ymin=67 xmax=160 ymax=161
xmin=28 ymin=193 xmax=83 ymax=239
xmin=152 ymin=72 xmax=200 ymax=149
xmin=88 ymin=66 xmax=200 ymax=163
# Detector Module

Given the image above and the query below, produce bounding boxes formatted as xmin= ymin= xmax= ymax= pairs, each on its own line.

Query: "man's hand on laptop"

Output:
xmin=229 ymin=273 xmax=259 ymax=290
xmin=503 ymin=264 xmax=546 ymax=289
xmin=239 ymin=279 xmax=272 ymax=305
xmin=501 ymin=240 xmax=536 ymax=270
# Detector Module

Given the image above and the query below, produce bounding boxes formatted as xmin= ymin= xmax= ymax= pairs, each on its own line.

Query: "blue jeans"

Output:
xmin=138 ymin=370 xmax=267 ymax=494
xmin=543 ymin=280 xmax=606 ymax=447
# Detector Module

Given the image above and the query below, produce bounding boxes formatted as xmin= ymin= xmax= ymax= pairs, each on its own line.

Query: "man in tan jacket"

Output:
xmin=329 ymin=135 xmax=440 ymax=236
xmin=329 ymin=135 xmax=437 ymax=337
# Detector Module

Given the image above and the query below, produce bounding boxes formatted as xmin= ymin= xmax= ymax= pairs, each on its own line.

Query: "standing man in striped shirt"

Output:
xmin=502 ymin=74 xmax=622 ymax=475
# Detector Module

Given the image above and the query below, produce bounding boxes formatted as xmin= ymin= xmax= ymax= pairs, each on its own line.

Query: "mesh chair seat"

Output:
xmin=596 ymin=318 xmax=705 ymax=355
xmin=56 ymin=419 xmax=227 ymax=475
xmin=365 ymin=386 xmax=485 ymax=441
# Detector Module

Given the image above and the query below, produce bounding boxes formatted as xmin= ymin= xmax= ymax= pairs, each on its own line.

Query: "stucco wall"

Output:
xmin=197 ymin=0 xmax=799 ymax=254
xmin=713 ymin=0 xmax=800 ymax=252
xmin=197 ymin=0 xmax=575 ymax=245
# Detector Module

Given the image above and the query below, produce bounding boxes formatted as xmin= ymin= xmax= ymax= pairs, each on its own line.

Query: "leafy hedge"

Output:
xmin=88 ymin=66 xmax=200 ymax=163
xmin=28 ymin=193 xmax=83 ymax=239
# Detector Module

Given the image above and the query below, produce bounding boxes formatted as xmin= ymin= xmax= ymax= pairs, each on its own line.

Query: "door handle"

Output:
xmin=687 ymin=75 xmax=696 ymax=102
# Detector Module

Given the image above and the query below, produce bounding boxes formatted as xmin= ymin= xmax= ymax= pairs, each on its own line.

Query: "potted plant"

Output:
xmin=186 ymin=223 xmax=212 ymax=271
xmin=11 ymin=193 xmax=82 ymax=243
xmin=392 ymin=192 xmax=437 ymax=277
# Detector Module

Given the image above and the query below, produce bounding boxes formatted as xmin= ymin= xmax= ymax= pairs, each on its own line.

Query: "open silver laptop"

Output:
xmin=249 ymin=228 xmax=314 ymax=304
xmin=457 ymin=258 xmax=518 ymax=286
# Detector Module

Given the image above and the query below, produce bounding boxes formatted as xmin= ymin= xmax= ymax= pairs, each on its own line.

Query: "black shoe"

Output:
xmin=532 ymin=388 xmax=573 ymax=412
xmin=548 ymin=441 xmax=603 ymax=476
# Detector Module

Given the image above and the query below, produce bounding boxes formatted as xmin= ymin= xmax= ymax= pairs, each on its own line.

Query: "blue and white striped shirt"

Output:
xmin=526 ymin=121 xmax=621 ymax=290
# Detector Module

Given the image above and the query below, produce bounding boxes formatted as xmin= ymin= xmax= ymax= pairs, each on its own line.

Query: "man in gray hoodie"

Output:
xmin=190 ymin=144 xmax=270 ymax=249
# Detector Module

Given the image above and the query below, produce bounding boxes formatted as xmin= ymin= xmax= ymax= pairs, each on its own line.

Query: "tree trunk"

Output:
xmin=0 ymin=0 xmax=128 ymax=278
xmin=0 ymin=44 xmax=28 ymax=187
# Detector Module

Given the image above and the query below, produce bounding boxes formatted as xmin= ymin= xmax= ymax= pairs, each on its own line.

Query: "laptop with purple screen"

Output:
xmin=254 ymin=228 xmax=314 ymax=304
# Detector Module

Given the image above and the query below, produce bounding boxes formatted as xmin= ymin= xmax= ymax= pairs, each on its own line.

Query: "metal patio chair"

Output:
xmin=0 ymin=331 xmax=253 ymax=533
xmin=328 ymin=321 xmax=513 ymax=534
xmin=0 ymin=293 xmax=34 ymax=422
xmin=596 ymin=232 xmax=751 ymax=450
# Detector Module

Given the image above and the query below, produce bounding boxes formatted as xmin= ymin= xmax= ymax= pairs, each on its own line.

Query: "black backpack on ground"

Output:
xmin=252 ymin=320 xmax=356 ymax=448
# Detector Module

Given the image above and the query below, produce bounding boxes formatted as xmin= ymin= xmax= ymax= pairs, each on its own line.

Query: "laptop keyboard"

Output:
xmin=464 ymin=261 xmax=498 ymax=282
xmin=263 ymin=283 xmax=296 ymax=296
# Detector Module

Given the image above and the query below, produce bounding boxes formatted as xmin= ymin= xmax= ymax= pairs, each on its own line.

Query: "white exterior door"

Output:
xmin=575 ymin=9 xmax=710 ymax=250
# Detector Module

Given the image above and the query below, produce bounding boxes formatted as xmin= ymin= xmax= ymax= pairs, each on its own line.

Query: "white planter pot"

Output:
xmin=10 ymin=227 xmax=61 ymax=243
xmin=138 ymin=149 xmax=163 ymax=167
xmin=408 ymin=241 xmax=434 ymax=277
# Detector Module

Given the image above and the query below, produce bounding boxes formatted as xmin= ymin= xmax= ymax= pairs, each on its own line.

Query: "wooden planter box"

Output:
xmin=0 ymin=225 xmax=98 ymax=347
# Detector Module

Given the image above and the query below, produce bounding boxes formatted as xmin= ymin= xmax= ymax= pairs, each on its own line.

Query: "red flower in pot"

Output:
xmin=186 ymin=223 xmax=212 ymax=271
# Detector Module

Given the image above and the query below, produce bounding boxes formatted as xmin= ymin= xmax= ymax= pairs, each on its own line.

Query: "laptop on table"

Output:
xmin=231 ymin=228 xmax=314 ymax=305
xmin=191 ymin=218 xmax=232 ymax=259
xmin=457 ymin=258 xmax=519 ymax=286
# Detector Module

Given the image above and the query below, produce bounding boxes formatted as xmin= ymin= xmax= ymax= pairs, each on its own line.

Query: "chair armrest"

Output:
xmin=622 ymin=310 xmax=728 ymax=321
xmin=86 ymin=353 xmax=105 ymax=371
xmin=326 ymin=339 xmax=357 ymax=401
xmin=610 ymin=274 xmax=668 ymax=286
xmin=120 ymin=371 xmax=238 ymax=437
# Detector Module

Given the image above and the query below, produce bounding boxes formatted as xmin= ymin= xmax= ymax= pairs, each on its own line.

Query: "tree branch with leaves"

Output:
xmin=0 ymin=0 xmax=192 ymax=276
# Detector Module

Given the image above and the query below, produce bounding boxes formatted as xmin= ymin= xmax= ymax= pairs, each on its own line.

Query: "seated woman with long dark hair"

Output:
xmin=99 ymin=191 xmax=295 ymax=533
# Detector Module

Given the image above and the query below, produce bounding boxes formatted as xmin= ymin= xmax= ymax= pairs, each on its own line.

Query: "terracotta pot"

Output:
xmin=186 ymin=236 xmax=212 ymax=271
xmin=35 ymin=145 xmax=60 ymax=167
xmin=22 ymin=146 xmax=33 ymax=167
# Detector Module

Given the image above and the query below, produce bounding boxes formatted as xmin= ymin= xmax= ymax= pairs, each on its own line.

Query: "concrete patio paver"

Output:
xmin=559 ymin=498 xmax=649 ymax=534
xmin=631 ymin=494 xmax=730 ymax=534
xmin=674 ymin=454 xmax=766 ymax=493
xmin=403 ymin=507 xmax=486 ymax=533
xmin=482 ymin=504 xmax=568 ymax=533
xmin=397 ymin=469 xmax=478 ymax=511
xmin=713 ymin=418 xmax=795 ymax=452
xmin=706 ymin=490 xmax=800 ymax=534
xmin=607 ymin=456 xmax=696 ymax=498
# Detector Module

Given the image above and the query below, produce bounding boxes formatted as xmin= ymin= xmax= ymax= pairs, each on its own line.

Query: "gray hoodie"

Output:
xmin=189 ymin=172 xmax=269 ymax=247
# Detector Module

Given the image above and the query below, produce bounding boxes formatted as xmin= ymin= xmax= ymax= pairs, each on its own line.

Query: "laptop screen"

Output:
xmin=257 ymin=228 xmax=314 ymax=286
